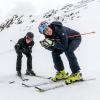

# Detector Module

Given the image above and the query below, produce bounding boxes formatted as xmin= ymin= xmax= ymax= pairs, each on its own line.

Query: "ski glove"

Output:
xmin=15 ymin=44 xmax=32 ymax=54
xmin=22 ymin=48 xmax=32 ymax=54
xmin=15 ymin=44 xmax=22 ymax=53
xmin=40 ymin=39 xmax=54 ymax=49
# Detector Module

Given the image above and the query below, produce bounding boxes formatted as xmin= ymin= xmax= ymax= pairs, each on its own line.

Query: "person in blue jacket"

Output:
xmin=38 ymin=21 xmax=83 ymax=84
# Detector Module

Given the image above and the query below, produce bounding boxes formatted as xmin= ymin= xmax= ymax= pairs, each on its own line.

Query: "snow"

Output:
xmin=0 ymin=0 xmax=100 ymax=100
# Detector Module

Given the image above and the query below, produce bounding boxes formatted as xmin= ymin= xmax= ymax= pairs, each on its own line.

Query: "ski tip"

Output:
xmin=48 ymin=77 xmax=52 ymax=79
xmin=22 ymin=83 xmax=30 ymax=87
xmin=9 ymin=81 xmax=15 ymax=84
xmin=83 ymin=78 xmax=96 ymax=81
xmin=23 ymin=79 xmax=29 ymax=81
xmin=35 ymin=86 xmax=45 ymax=92
xmin=91 ymin=31 xmax=96 ymax=33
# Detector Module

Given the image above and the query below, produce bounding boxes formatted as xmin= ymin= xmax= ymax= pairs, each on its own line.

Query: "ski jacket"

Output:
xmin=15 ymin=37 xmax=34 ymax=54
xmin=45 ymin=21 xmax=81 ymax=51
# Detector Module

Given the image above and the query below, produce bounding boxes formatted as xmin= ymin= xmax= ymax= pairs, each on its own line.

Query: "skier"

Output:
xmin=38 ymin=21 xmax=83 ymax=84
xmin=15 ymin=32 xmax=36 ymax=77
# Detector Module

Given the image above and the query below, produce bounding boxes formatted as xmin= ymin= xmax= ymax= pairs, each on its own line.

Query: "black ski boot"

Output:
xmin=25 ymin=70 xmax=36 ymax=76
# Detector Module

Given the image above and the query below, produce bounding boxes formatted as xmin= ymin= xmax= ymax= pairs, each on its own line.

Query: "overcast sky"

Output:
xmin=0 ymin=0 xmax=81 ymax=21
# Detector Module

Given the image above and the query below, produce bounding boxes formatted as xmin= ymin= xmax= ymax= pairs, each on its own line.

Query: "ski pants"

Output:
xmin=52 ymin=37 xmax=81 ymax=73
xmin=16 ymin=52 xmax=32 ymax=72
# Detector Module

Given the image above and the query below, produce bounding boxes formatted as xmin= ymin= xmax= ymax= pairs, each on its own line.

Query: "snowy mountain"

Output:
xmin=0 ymin=14 xmax=35 ymax=32
xmin=43 ymin=0 xmax=95 ymax=22
xmin=0 ymin=0 xmax=100 ymax=100
xmin=0 ymin=0 xmax=95 ymax=32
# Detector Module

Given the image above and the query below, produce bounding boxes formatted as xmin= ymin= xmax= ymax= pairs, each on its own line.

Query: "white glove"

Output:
xmin=40 ymin=38 xmax=54 ymax=49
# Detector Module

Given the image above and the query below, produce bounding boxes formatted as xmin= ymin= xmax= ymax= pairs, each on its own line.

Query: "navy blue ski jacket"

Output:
xmin=45 ymin=21 xmax=81 ymax=51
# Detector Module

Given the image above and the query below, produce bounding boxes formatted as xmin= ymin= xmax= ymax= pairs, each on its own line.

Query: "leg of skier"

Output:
xmin=25 ymin=53 xmax=35 ymax=76
xmin=16 ymin=52 xmax=22 ymax=76
xmin=51 ymin=49 xmax=69 ymax=81
xmin=65 ymin=37 xmax=83 ymax=84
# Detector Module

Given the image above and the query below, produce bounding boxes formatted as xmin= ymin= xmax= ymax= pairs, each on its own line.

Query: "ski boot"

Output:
xmin=17 ymin=71 xmax=22 ymax=77
xmin=25 ymin=70 xmax=36 ymax=76
xmin=65 ymin=71 xmax=83 ymax=85
xmin=51 ymin=70 xmax=69 ymax=82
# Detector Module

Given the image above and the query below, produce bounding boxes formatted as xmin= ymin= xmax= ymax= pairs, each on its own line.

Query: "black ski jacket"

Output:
xmin=15 ymin=37 xmax=34 ymax=54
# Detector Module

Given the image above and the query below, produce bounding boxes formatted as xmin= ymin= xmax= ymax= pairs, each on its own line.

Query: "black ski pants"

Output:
xmin=16 ymin=52 xmax=32 ymax=72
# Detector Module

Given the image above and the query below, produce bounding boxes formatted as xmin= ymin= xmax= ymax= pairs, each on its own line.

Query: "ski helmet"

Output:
xmin=26 ymin=32 xmax=34 ymax=39
xmin=38 ymin=21 xmax=48 ymax=34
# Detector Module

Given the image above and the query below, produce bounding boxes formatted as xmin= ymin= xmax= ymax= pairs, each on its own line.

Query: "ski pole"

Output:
xmin=68 ymin=31 xmax=95 ymax=38
xmin=51 ymin=31 xmax=95 ymax=41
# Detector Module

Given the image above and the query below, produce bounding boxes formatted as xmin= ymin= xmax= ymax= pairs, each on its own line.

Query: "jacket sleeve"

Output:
xmin=15 ymin=39 xmax=22 ymax=53
xmin=28 ymin=41 xmax=34 ymax=53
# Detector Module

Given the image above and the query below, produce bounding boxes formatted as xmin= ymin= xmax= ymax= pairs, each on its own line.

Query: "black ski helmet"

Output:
xmin=26 ymin=32 xmax=34 ymax=39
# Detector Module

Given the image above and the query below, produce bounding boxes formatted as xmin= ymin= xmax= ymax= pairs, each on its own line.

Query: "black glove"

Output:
xmin=15 ymin=44 xmax=22 ymax=53
xmin=40 ymin=39 xmax=54 ymax=49
xmin=22 ymin=48 xmax=31 ymax=54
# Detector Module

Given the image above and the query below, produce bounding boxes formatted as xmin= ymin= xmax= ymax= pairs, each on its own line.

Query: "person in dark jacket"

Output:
xmin=15 ymin=32 xmax=35 ymax=77
xmin=38 ymin=21 xmax=83 ymax=84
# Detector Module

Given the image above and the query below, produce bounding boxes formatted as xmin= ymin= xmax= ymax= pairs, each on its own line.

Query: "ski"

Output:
xmin=22 ymin=75 xmax=52 ymax=87
xmin=9 ymin=75 xmax=29 ymax=84
xmin=24 ymin=74 xmax=52 ymax=80
xmin=35 ymin=78 xmax=96 ymax=92
xmin=22 ymin=77 xmax=65 ymax=88
xmin=35 ymin=84 xmax=64 ymax=92
xmin=33 ymin=75 xmax=52 ymax=79
xmin=19 ymin=75 xmax=29 ymax=81
xmin=9 ymin=74 xmax=51 ymax=84
xmin=22 ymin=80 xmax=54 ymax=87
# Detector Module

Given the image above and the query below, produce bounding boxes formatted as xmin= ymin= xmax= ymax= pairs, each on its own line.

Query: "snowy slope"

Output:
xmin=0 ymin=0 xmax=100 ymax=100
